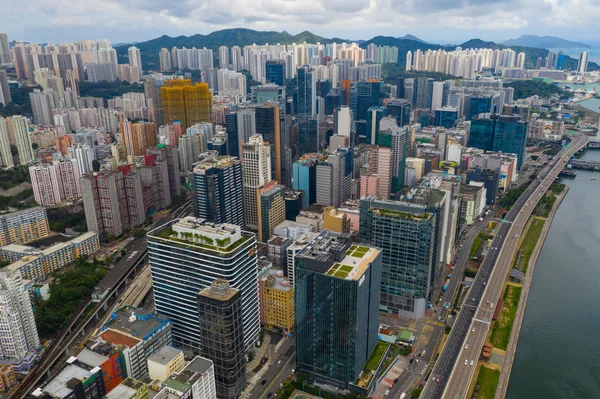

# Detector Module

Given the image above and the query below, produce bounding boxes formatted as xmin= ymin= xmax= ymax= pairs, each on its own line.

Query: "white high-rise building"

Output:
xmin=128 ymin=46 xmax=142 ymax=80
xmin=12 ymin=116 xmax=35 ymax=164
xmin=0 ymin=117 xmax=14 ymax=168
xmin=0 ymin=33 xmax=10 ymax=64
xmin=159 ymin=48 xmax=171 ymax=72
xmin=578 ymin=51 xmax=589 ymax=74
xmin=68 ymin=143 xmax=94 ymax=177
xmin=431 ymin=81 xmax=445 ymax=111
xmin=29 ymin=163 xmax=62 ymax=206
xmin=147 ymin=217 xmax=260 ymax=351
xmin=0 ymin=269 xmax=40 ymax=372
xmin=219 ymin=46 xmax=229 ymax=69
xmin=242 ymin=135 xmax=271 ymax=230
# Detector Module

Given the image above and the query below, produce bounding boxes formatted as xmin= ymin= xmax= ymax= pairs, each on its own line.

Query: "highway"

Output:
xmin=421 ymin=134 xmax=587 ymax=399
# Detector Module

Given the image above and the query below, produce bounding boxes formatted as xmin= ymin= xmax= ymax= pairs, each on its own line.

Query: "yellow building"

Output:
xmin=0 ymin=207 xmax=50 ymax=246
xmin=161 ymin=79 xmax=212 ymax=131
xmin=147 ymin=346 xmax=185 ymax=382
xmin=259 ymin=268 xmax=294 ymax=331
xmin=0 ymin=364 xmax=16 ymax=394
xmin=323 ymin=206 xmax=350 ymax=233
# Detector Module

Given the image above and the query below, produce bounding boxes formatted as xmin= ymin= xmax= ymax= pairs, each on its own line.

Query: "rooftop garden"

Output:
xmin=154 ymin=227 xmax=249 ymax=255
xmin=374 ymin=208 xmax=431 ymax=220
xmin=355 ymin=342 xmax=390 ymax=387
xmin=347 ymin=245 xmax=370 ymax=258
xmin=326 ymin=263 xmax=355 ymax=279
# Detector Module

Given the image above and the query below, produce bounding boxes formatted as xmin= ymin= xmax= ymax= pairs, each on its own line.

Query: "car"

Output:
xmin=472 ymin=328 xmax=475 ymax=332
xmin=409 ymin=358 xmax=414 ymax=364
xmin=291 ymin=369 xmax=295 ymax=374
xmin=470 ymin=360 xmax=475 ymax=366
xmin=491 ymin=303 xmax=494 ymax=308
xmin=261 ymin=380 xmax=267 ymax=385
xmin=385 ymin=390 xmax=390 ymax=396
xmin=278 ymin=360 xmax=281 ymax=365
xmin=464 ymin=359 xmax=468 ymax=365
xmin=486 ymin=300 xmax=490 ymax=304
xmin=267 ymin=393 xmax=273 ymax=398
xmin=465 ymin=344 xmax=469 ymax=349
xmin=394 ymin=378 xmax=399 ymax=383
xmin=436 ymin=377 xmax=441 ymax=383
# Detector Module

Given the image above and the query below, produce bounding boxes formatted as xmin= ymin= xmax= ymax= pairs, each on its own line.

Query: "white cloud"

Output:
xmin=0 ymin=0 xmax=597 ymax=44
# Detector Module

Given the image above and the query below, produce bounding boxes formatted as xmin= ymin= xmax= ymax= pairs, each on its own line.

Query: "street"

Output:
xmin=244 ymin=339 xmax=296 ymax=399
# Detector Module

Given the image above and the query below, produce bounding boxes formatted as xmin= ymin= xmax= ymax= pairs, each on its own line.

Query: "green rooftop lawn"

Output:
xmin=333 ymin=270 xmax=351 ymax=278
xmin=339 ymin=265 xmax=354 ymax=273
xmin=365 ymin=342 xmax=390 ymax=371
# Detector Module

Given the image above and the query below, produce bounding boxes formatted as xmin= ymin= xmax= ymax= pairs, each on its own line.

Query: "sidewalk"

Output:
xmin=494 ymin=187 xmax=569 ymax=399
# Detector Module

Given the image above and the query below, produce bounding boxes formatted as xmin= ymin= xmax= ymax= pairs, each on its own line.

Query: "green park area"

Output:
xmin=474 ymin=366 xmax=501 ymax=399
xmin=490 ymin=285 xmax=522 ymax=350
xmin=515 ymin=218 xmax=545 ymax=273
xmin=365 ymin=341 xmax=389 ymax=371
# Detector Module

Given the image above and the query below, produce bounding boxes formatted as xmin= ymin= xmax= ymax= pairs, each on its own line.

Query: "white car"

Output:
xmin=491 ymin=303 xmax=494 ymax=308
xmin=465 ymin=344 xmax=469 ymax=349
xmin=470 ymin=360 xmax=475 ymax=366
xmin=472 ymin=328 xmax=475 ymax=332
xmin=464 ymin=359 xmax=468 ymax=365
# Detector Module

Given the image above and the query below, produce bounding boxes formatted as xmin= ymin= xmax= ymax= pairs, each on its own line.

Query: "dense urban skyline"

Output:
xmin=1 ymin=0 xmax=599 ymax=45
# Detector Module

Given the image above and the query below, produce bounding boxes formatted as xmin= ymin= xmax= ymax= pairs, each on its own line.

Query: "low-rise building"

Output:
xmin=160 ymin=356 xmax=216 ymax=399
xmin=147 ymin=346 xmax=185 ymax=382
xmin=106 ymin=378 xmax=148 ymax=399
xmin=0 ymin=365 xmax=16 ymax=394
xmin=258 ymin=268 xmax=294 ymax=331
xmin=0 ymin=207 xmax=49 ymax=247
xmin=323 ymin=206 xmax=351 ymax=233
xmin=285 ymin=233 xmax=318 ymax=285
xmin=273 ymin=220 xmax=314 ymax=240
xmin=31 ymin=358 xmax=105 ymax=399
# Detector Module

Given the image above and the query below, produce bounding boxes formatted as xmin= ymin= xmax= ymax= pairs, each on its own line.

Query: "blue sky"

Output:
xmin=1 ymin=0 xmax=598 ymax=46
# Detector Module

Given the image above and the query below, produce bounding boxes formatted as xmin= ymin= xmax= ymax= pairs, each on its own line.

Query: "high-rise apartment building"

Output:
xmin=120 ymin=121 xmax=157 ymax=157
xmin=295 ymin=231 xmax=381 ymax=389
xmin=161 ymin=79 xmax=212 ymax=131
xmin=197 ymin=280 xmax=246 ymax=399
xmin=0 ymin=269 xmax=40 ymax=373
xmin=159 ymin=48 xmax=172 ymax=72
xmin=29 ymin=159 xmax=82 ymax=206
xmin=192 ymin=155 xmax=244 ymax=226
xmin=0 ymin=33 xmax=10 ymax=64
xmin=0 ymin=70 xmax=11 ymax=107
xmin=0 ymin=207 xmax=49 ymax=246
xmin=359 ymin=195 xmax=440 ymax=319
xmin=148 ymin=217 xmax=259 ymax=351
xmin=578 ymin=51 xmax=589 ymax=74
xmin=242 ymin=135 xmax=272 ymax=231
xmin=10 ymin=116 xmax=34 ymax=164
xmin=127 ymin=46 xmax=142 ymax=81
xmin=0 ymin=117 xmax=14 ymax=168
xmin=315 ymin=148 xmax=352 ymax=207
xmin=81 ymin=170 xmax=128 ymax=237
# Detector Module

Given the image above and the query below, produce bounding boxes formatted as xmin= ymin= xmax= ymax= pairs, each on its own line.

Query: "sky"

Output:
xmin=1 ymin=0 xmax=599 ymax=46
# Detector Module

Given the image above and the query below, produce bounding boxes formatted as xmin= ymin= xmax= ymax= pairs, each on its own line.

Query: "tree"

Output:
xmin=133 ymin=229 xmax=147 ymax=238
xmin=32 ymin=142 xmax=39 ymax=150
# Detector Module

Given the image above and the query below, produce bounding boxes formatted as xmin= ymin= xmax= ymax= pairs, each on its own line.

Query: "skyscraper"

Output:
xmin=0 ymin=70 xmax=11 ymax=107
xmin=469 ymin=114 xmax=528 ymax=169
xmin=161 ymin=79 xmax=212 ymax=131
xmin=256 ymin=182 xmax=285 ymax=243
xmin=0 ymin=33 xmax=10 ymax=64
xmin=360 ymin=194 xmax=442 ymax=319
xmin=265 ymin=60 xmax=285 ymax=86
xmin=197 ymin=280 xmax=246 ymax=399
xmin=578 ymin=51 xmax=589 ymax=74
xmin=242 ymin=135 xmax=272 ymax=231
xmin=297 ymin=66 xmax=315 ymax=156
xmin=81 ymin=170 xmax=128 ymax=237
xmin=11 ymin=116 xmax=34 ymax=164
xmin=192 ymin=156 xmax=244 ymax=227
xmin=255 ymin=103 xmax=282 ymax=183
xmin=316 ymin=148 xmax=352 ymax=207
xmin=218 ymin=46 xmax=229 ymax=69
xmin=295 ymin=231 xmax=381 ymax=389
xmin=148 ymin=217 xmax=260 ymax=350
xmin=0 ymin=117 xmax=14 ymax=168
xmin=0 ymin=269 xmax=40 ymax=372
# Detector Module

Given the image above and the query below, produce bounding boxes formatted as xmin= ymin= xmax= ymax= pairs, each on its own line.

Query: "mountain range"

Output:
xmin=502 ymin=35 xmax=590 ymax=49
xmin=115 ymin=29 xmax=598 ymax=71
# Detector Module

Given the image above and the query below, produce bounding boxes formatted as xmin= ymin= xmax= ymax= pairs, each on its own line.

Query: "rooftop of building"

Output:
xmin=298 ymin=231 xmax=379 ymax=281
xmin=304 ymin=204 xmax=328 ymax=215
xmin=259 ymin=267 xmax=292 ymax=292
xmin=0 ymin=244 xmax=40 ymax=255
xmin=69 ymin=232 xmax=98 ymax=244
xmin=0 ymin=206 xmax=45 ymax=219
xmin=198 ymin=279 xmax=239 ymax=301
xmin=183 ymin=356 xmax=213 ymax=375
xmin=283 ymin=189 xmax=303 ymax=200
xmin=41 ymin=363 xmax=99 ymax=398
xmin=267 ymin=235 xmax=292 ymax=247
xmin=76 ymin=348 xmax=108 ymax=368
xmin=150 ymin=217 xmax=252 ymax=255
xmin=102 ymin=306 xmax=169 ymax=343
xmin=106 ymin=384 xmax=136 ymax=398
xmin=274 ymin=220 xmax=314 ymax=231
xmin=148 ymin=346 xmax=182 ymax=366
xmin=122 ymin=377 xmax=147 ymax=390
xmin=288 ymin=232 xmax=319 ymax=250
xmin=99 ymin=329 xmax=141 ymax=349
